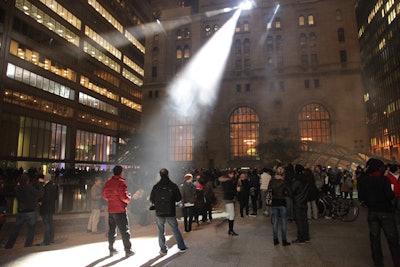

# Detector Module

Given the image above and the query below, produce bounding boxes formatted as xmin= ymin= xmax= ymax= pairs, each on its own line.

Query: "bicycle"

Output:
xmin=317 ymin=192 xmax=359 ymax=222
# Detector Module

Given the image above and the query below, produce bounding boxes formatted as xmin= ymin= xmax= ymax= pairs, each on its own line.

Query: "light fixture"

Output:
xmin=239 ymin=0 xmax=255 ymax=10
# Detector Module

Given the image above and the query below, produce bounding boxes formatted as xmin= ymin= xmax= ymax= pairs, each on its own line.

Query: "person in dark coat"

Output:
xmin=38 ymin=174 xmax=58 ymax=245
xmin=5 ymin=174 xmax=43 ymax=248
xmin=150 ymin=168 xmax=188 ymax=255
xmin=358 ymin=158 xmax=400 ymax=267
xmin=218 ymin=170 xmax=239 ymax=236
xmin=291 ymin=165 xmax=310 ymax=244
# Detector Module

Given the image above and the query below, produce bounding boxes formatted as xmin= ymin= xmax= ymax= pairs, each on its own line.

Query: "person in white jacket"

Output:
xmin=260 ymin=168 xmax=272 ymax=216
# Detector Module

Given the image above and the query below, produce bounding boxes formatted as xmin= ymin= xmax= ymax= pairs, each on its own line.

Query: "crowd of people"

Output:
xmin=0 ymin=160 xmax=399 ymax=266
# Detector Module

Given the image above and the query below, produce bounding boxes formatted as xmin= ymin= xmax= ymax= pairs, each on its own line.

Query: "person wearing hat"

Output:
xmin=180 ymin=173 xmax=196 ymax=232
xmin=358 ymin=158 xmax=400 ymax=267
xmin=37 ymin=173 xmax=58 ymax=246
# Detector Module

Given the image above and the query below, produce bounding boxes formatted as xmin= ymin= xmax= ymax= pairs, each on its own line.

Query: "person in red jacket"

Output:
xmin=102 ymin=165 xmax=134 ymax=257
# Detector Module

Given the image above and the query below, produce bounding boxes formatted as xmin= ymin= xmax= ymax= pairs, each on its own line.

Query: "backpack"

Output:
xmin=194 ymin=189 xmax=205 ymax=209
xmin=154 ymin=185 xmax=173 ymax=216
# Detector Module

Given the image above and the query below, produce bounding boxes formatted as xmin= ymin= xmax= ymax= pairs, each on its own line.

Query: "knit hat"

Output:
xmin=184 ymin=173 xmax=193 ymax=180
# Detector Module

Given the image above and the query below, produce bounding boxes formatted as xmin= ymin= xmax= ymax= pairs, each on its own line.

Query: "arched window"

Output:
xmin=243 ymin=38 xmax=250 ymax=56
xmin=183 ymin=45 xmax=190 ymax=58
xmin=308 ymin=15 xmax=315 ymax=25
xmin=338 ymin=28 xmax=345 ymax=42
xmin=230 ymin=106 xmax=260 ymax=160
xmin=336 ymin=9 xmax=343 ymax=21
xmin=169 ymin=116 xmax=193 ymax=161
xmin=298 ymin=15 xmax=305 ymax=26
xmin=298 ymin=103 xmax=330 ymax=143
xmin=176 ymin=46 xmax=182 ymax=59
xmin=299 ymin=33 xmax=307 ymax=47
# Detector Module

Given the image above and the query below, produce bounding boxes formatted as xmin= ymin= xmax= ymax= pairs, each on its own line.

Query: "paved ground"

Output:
xmin=0 ymin=196 xmax=398 ymax=267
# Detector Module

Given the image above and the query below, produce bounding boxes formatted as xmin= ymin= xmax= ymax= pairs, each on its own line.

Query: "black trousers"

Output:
xmin=108 ymin=212 xmax=131 ymax=252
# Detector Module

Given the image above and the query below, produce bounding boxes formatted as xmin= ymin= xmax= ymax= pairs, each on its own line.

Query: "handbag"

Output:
xmin=265 ymin=188 xmax=273 ymax=206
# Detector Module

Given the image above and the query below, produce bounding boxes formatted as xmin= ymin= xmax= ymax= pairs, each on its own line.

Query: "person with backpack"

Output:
xmin=150 ymin=168 xmax=188 ymax=255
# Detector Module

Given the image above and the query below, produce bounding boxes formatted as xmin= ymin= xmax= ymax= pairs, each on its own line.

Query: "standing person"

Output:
xmin=203 ymin=177 xmax=217 ymax=223
xmin=194 ymin=177 xmax=207 ymax=226
xmin=260 ymin=168 xmax=272 ymax=216
xmin=102 ymin=165 xmax=134 ymax=257
xmin=358 ymin=158 xmax=400 ymax=267
xmin=284 ymin=164 xmax=296 ymax=221
xmin=180 ymin=173 xmax=196 ymax=232
xmin=291 ymin=165 xmax=310 ymax=244
xmin=87 ymin=177 xmax=103 ymax=233
xmin=218 ymin=170 xmax=239 ymax=236
xmin=270 ymin=166 xmax=291 ymax=246
xmin=38 ymin=174 xmax=58 ymax=246
xmin=248 ymin=168 xmax=260 ymax=216
xmin=5 ymin=174 xmax=43 ymax=248
xmin=386 ymin=164 xmax=400 ymax=221
xmin=150 ymin=168 xmax=188 ymax=255
xmin=237 ymin=171 xmax=251 ymax=218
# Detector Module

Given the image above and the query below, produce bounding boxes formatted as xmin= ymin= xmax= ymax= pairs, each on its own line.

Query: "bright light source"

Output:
xmin=239 ymin=0 xmax=254 ymax=10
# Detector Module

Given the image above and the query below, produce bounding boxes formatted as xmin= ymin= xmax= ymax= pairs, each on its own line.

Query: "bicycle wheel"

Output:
xmin=317 ymin=198 xmax=326 ymax=218
xmin=337 ymin=199 xmax=359 ymax=222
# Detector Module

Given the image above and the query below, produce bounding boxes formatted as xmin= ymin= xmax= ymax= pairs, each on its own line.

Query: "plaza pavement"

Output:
xmin=0 ymin=194 xmax=397 ymax=267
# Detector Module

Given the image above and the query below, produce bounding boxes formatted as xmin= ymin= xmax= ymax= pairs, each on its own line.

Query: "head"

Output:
xmin=113 ymin=165 xmax=123 ymax=176
xmin=184 ymin=173 xmax=193 ymax=182
xmin=275 ymin=166 xmax=285 ymax=176
xmin=17 ymin=174 xmax=29 ymax=185
xmin=94 ymin=177 xmax=102 ymax=185
xmin=159 ymin=168 xmax=169 ymax=179
xmin=365 ymin=158 xmax=385 ymax=174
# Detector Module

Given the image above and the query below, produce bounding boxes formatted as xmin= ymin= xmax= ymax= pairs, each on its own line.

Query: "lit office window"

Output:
xmin=125 ymin=30 xmax=145 ymax=53
xmin=75 ymin=129 xmax=116 ymax=162
xmin=121 ymin=97 xmax=142 ymax=112
xmin=299 ymin=15 xmax=305 ymax=26
xmin=6 ymin=63 xmax=75 ymax=100
xmin=78 ymin=92 xmax=118 ymax=115
xmin=39 ymin=0 xmax=81 ymax=29
xmin=168 ymin=116 xmax=193 ymax=161
xmin=9 ymin=40 xmax=77 ymax=82
xmin=80 ymin=76 xmax=119 ymax=101
xmin=308 ymin=15 xmax=315 ymax=25
xmin=123 ymin=56 xmax=144 ymax=77
xmin=83 ymin=41 xmax=120 ymax=73
xmin=17 ymin=116 xmax=67 ymax=160
xmin=122 ymin=68 xmax=143 ymax=87
xmin=298 ymin=103 xmax=330 ymax=143
xmin=15 ymin=0 xmax=79 ymax=46
xmin=88 ymin=0 xmax=123 ymax=33
xmin=230 ymin=106 xmax=259 ymax=160
xmin=77 ymin=112 xmax=117 ymax=130
xmin=85 ymin=26 xmax=122 ymax=60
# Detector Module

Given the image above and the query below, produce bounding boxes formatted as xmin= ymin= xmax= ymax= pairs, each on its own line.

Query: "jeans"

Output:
xmin=6 ymin=211 xmax=36 ymax=248
xmin=108 ymin=212 xmax=131 ymax=252
xmin=182 ymin=206 xmax=194 ymax=232
xmin=272 ymin=206 xmax=288 ymax=240
xmin=367 ymin=211 xmax=400 ymax=267
xmin=156 ymin=216 xmax=186 ymax=253
xmin=307 ymin=200 xmax=318 ymax=219
xmin=285 ymin=196 xmax=294 ymax=220
xmin=41 ymin=213 xmax=55 ymax=244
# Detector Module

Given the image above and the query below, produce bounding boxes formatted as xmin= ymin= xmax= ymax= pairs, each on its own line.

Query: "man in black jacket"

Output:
xmin=150 ymin=168 xmax=188 ymax=255
xmin=38 ymin=174 xmax=58 ymax=246
xmin=358 ymin=158 xmax=400 ymax=267
xmin=5 ymin=174 xmax=43 ymax=248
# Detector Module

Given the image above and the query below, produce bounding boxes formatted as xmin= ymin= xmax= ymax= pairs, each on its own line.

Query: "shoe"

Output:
xmin=159 ymin=250 xmax=167 ymax=256
xmin=109 ymin=248 xmax=118 ymax=256
xmin=282 ymin=240 xmax=291 ymax=246
xmin=228 ymin=230 xmax=239 ymax=236
xmin=250 ymin=213 xmax=257 ymax=217
xmin=274 ymin=239 xmax=279 ymax=245
xmin=179 ymin=247 xmax=188 ymax=253
xmin=292 ymin=239 xmax=306 ymax=244
xmin=324 ymin=216 xmax=332 ymax=219
xmin=305 ymin=238 xmax=310 ymax=242
xmin=125 ymin=250 xmax=135 ymax=257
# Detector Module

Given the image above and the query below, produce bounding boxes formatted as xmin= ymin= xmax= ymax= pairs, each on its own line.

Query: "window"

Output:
xmin=338 ymin=28 xmax=345 ymax=42
xmin=266 ymin=36 xmax=273 ymax=50
xmin=298 ymin=103 xmax=331 ymax=143
xmin=230 ymin=107 xmax=260 ymax=160
xmin=308 ymin=15 xmax=314 ymax=25
xmin=183 ymin=45 xmax=190 ymax=58
xmin=176 ymin=29 xmax=182 ymax=39
xmin=279 ymin=81 xmax=285 ymax=91
xmin=304 ymin=80 xmax=310 ymax=89
xmin=183 ymin=28 xmax=191 ymax=39
xmin=245 ymin=84 xmax=251 ymax=92
xmin=243 ymin=21 xmax=249 ymax=32
xmin=243 ymin=39 xmax=250 ymax=56
xmin=301 ymin=54 xmax=308 ymax=67
xmin=235 ymin=39 xmax=242 ymax=55
xmin=299 ymin=16 xmax=305 ymax=26
xmin=314 ymin=79 xmax=320 ymax=88
xmin=340 ymin=50 xmax=347 ymax=63
xmin=152 ymin=66 xmax=157 ymax=78
xmin=236 ymin=84 xmax=241 ymax=92
xmin=310 ymin=54 xmax=318 ymax=66
xmin=275 ymin=18 xmax=281 ymax=29
xmin=168 ymin=116 xmax=193 ymax=161
xmin=176 ymin=46 xmax=183 ymax=59
xmin=336 ymin=9 xmax=343 ymax=21
xmin=299 ymin=33 xmax=307 ymax=46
